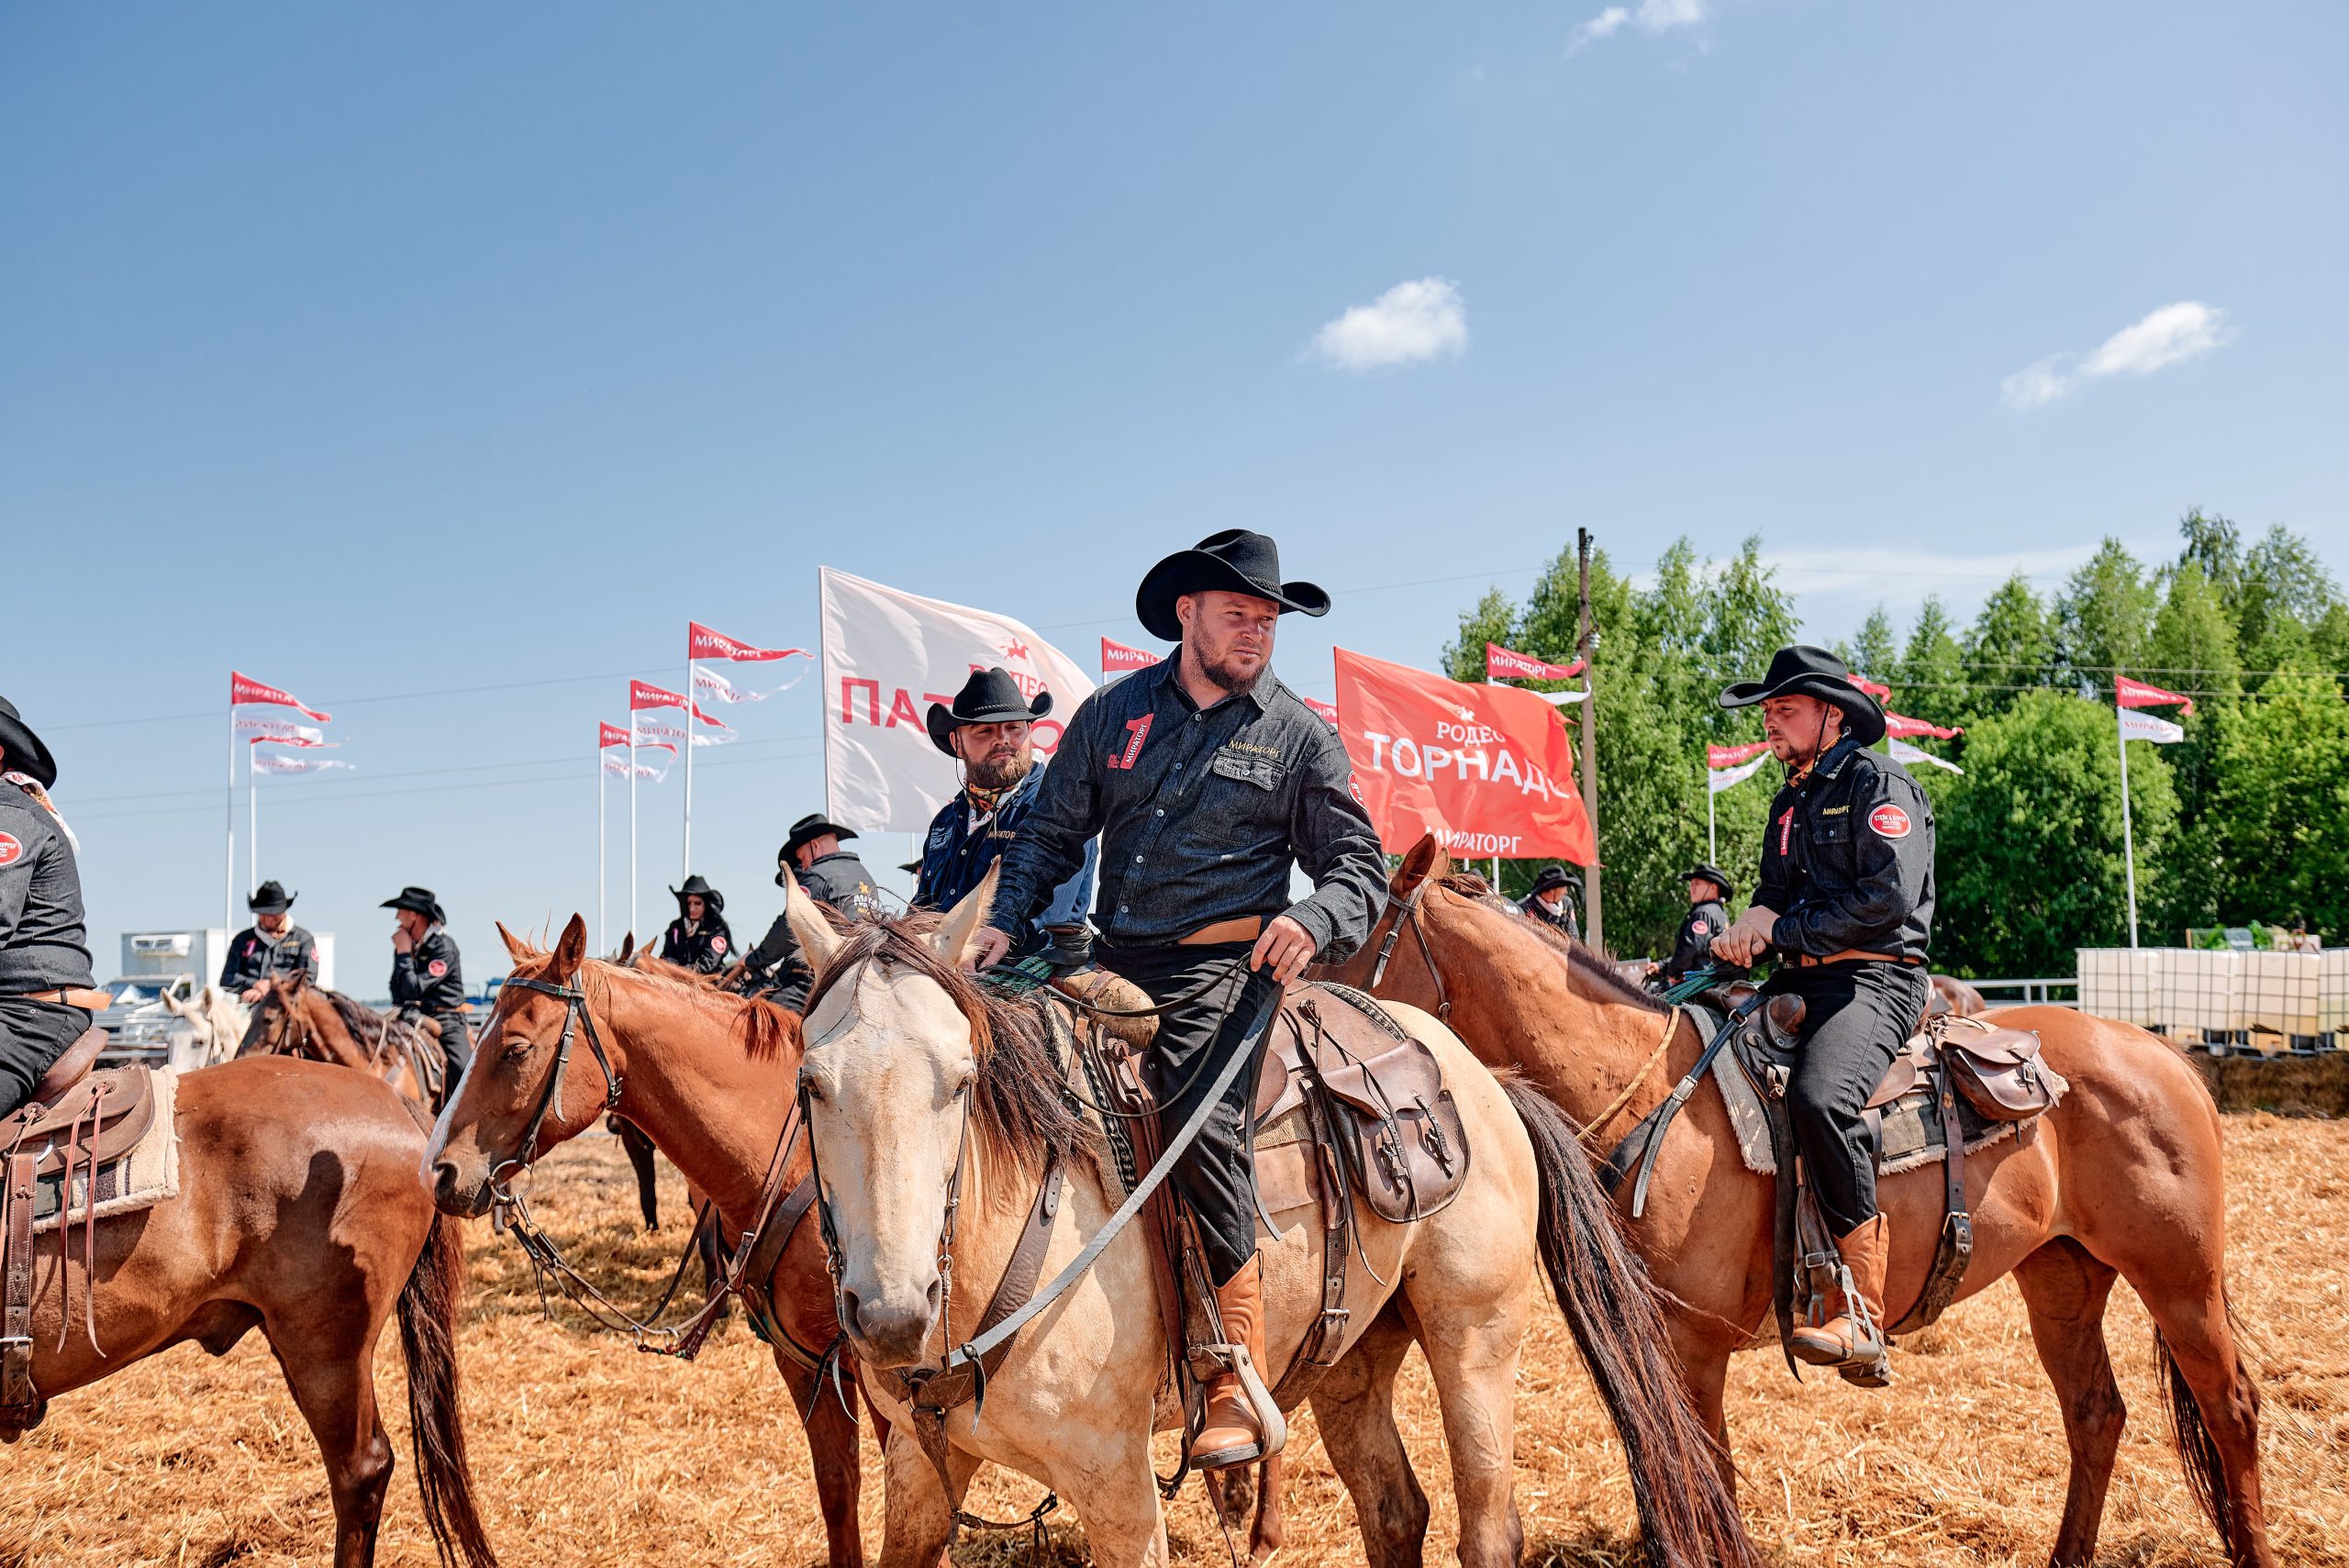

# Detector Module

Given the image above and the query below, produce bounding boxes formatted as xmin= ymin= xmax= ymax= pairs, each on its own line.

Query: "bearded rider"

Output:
xmin=915 ymin=667 xmax=1097 ymax=964
xmin=971 ymin=528 xmax=1387 ymax=1471
xmin=1709 ymin=646 xmax=1935 ymax=1386
xmin=219 ymin=880 xmax=320 ymax=1002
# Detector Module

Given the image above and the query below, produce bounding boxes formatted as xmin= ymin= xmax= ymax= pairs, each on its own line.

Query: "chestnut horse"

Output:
xmin=6 ymin=1056 xmax=496 ymax=1568
xmin=1321 ymin=838 xmax=2273 ymax=1568
xmin=239 ymin=971 xmax=436 ymax=1106
xmin=423 ymin=917 xmax=874 ymax=1567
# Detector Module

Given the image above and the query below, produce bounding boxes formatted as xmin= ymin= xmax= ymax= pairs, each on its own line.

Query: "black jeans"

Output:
xmin=1766 ymin=961 xmax=1930 ymax=1238
xmin=0 ymin=998 xmax=91 ymax=1118
xmin=430 ymin=1014 xmax=473 ymax=1093
xmin=1095 ymin=941 xmax=1283 ymax=1288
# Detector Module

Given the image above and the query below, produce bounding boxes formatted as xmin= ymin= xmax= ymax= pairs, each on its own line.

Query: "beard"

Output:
xmin=1186 ymin=630 xmax=1267 ymax=696
xmin=965 ymin=748 xmax=1032 ymax=793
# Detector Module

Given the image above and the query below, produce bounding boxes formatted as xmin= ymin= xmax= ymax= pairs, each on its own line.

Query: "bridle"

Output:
xmin=1366 ymin=879 xmax=1453 ymax=1021
xmin=484 ymin=971 xmax=625 ymax=1210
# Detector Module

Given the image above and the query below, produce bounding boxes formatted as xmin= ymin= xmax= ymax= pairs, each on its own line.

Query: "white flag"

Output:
xmin=235 ymin=716 xmax=329 ymax=745
xmin=603 ymin=753 xmax=673 ymax=782
xmin=1707 ymin=755 xmax=1768 ymax=795
xmin=1889 ymin=737 xmax=1964 ymax=774
xmin=632 ymin=714 xmax=727 ymax=750
xmin=2118 ymin=706 xmax=2185 ymax=745
xmin=692 ymin=666 xmax=768 ymax=705
xmin=819 ymin=566 xmax=1096 ymax=833
xmin=251 ymin=753 xmax=355 ymax=776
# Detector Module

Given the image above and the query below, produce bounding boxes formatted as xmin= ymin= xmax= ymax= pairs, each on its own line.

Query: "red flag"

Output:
xmin=1302 ymin=695 xmax=1340 ymax=727
xmin=2116 ymin=674 xmax=2195 ymax=717
xmin=1486 ymin=642 xmax=1586 ymax=683
xmin=689 ymin=621 xmax=808 ymax=663
xmin=1852 ymin=675 xmax=1894 ymax=700
xmin=628 ymin=679 xmax=730 ymax=728
xmin=230 ymin=671 xmax=330 ymax=723
xmin=1708 ymin=740 xmax=1773 ymax=769
xmin=1101 ymin=637 xmax=1159 ymax=675
xmin=1334 ymin=649 xmax=1595 ymax=864
xmin=1883 ymin=712 xmax=1964 ymax=740
xmin=598 ymin=722 xmax=632 ymax=750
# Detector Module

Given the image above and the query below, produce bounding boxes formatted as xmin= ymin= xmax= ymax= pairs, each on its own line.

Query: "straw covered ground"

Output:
xmin=4 ymin=1113 xmax=2344 ymax=1567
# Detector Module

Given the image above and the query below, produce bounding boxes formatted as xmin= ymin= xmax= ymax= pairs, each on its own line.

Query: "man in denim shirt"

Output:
xmin=972 ymin=529 xmax=1386 ymax=1472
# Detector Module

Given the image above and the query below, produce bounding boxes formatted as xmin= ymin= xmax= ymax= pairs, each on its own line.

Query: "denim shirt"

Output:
xmin=987 ymin=658 xmax=1386 ymax=958
xmin=915 ymin=761 xmax=1097 ymax=956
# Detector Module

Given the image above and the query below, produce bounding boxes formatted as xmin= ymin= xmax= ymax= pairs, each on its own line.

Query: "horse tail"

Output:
xmin=1500 ymin=1076 xmax=1759 ymax=1568
xmin=2154 ymin=1285 xmax=2254 ymax=1554
xmin=395 ymin=1213 xmax=499 ymax=1568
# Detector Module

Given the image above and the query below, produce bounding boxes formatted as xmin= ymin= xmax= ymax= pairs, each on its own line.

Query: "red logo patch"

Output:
xmin=1868 ymin=803 xmax=1912 ymax=840
xmin=0 ymin=833 xmax=20 ymax=868
xmin=427 ymin=959 xmax=449 ymax=978
xmin=1692 ymin=917 xmax=1709 ymax=934
xmin=1107 ymin=713 xmax=1154 ymax=770
xmin=711 ymin=935 xmax=729 ymax=955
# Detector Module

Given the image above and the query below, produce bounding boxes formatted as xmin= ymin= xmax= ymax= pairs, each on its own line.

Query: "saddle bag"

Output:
xmin=1935 ymin=1018 xmax=2065 ymax=1123
xmin=1288 ymin=995 xmax=1470 ymax=1226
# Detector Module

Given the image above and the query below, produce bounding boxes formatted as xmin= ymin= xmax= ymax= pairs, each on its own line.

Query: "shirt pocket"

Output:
xmin=1208 ymin=745 xmax=1286 ymax=792
xmin=1201 ymin=745 xmax=1289 ymax=848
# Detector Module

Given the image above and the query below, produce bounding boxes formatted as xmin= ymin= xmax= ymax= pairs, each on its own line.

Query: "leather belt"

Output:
xmin=1790 ymin=950 xmax=1922 ymax=968
xmin=6 ymin=989 xmax=112 ymax=1011
xmin=1176 ymin=916 xmax=1263 ymax=947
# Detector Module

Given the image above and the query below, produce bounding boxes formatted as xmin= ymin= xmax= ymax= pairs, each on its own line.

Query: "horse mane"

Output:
xmin=587 ymin=955 xmax=800 ymax=1061
xmin=804 ymin=915 xmax=1097 ymax=1184
xmin=1436 ymin=872 xmax=1665 ymax=1016
xmin=321 ymin=989 xmax=399 ymax=1051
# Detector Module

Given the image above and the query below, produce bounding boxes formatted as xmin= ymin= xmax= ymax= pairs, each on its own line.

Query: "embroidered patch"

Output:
xmin=427 ymin=959 xmax=449 ymax=978
xmin=1868 ymin=803 xmax=1912 ymax=840
xmin=1777 ymin=806 xmax=1795 ymax=855
xmin=1820 ymin=804 xmax=1850 ymax=815
xmin=0 ymin=832 xmax=20 ymax=868
xmin=1692 ymin=917 xmax=1709 ymax=934
xmin=1107 ymin=713 xmax=1154 ymax=771
xmin=711 ymin=935 xmax=728 ymax=955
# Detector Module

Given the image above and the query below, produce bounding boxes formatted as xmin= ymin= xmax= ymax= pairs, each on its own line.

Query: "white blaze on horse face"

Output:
xmin=801 ymin=959 xmax=977 ymax=1368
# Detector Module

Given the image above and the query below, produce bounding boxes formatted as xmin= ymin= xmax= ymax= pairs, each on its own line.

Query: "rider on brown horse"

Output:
xmin=0 ymin=696 xmax=105 ymax=1119
xmin=970 ymin=528 xmax=1389 ymax=1472
xmin=1709 ymin=646 xmax=1936 ymax=1385
xmin=385 ymin=884 xmax=472 ymax=1092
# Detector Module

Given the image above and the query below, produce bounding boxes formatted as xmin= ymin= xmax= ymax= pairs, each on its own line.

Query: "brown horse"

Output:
xmin=6 ymin=1056 xmax=496 ymax=1568
xmin=1319 ymin=837 xmax=2274 ymax=1568
xmin=239 ymin=971 xmax=438 ymax=1105
xmin=424 ymin=917 xmax=874 ymax=1567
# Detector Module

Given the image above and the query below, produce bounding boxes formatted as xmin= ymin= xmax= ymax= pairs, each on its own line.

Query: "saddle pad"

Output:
xmin=29 ymin=1069 xmax=180 ymax=1236
xmin=1711 ymin=1035 xmax=2030 ymax=1178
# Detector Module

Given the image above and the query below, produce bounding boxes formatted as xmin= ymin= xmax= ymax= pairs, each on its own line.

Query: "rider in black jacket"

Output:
xmin=660 ymin=875 xmax=734 ymax=973
xmin=737 ymin=814 xmax=882 ymax=1010
xmin=219 ymin=880 xmax=320 ymax=1001
xmin=384 ymin=885 xmax=471 ymax=1088
xmin=0 ymin=696 xmax=98 ymax=1118
xmin=1658 ymin=862 xmax=1734 ymax=985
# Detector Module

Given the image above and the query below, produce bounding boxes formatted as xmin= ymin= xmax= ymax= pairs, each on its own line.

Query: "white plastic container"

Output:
xmin=2076 ymin=947 xmax=2165 ymax=1026
xmin=2156 ymin=950 xmax=2238 ymax=1036
xmin=2321 ymin=950 xmax=2349 ymax=1035
xmin=2235 ymin=952 xmax=2322 ymax=1036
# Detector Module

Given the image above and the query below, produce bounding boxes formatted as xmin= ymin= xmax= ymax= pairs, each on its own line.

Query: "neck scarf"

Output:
xmin=6 ymin=773 xmax=79 ymax=854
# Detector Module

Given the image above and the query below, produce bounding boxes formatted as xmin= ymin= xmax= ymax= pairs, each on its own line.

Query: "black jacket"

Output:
xmin=1753 ymin=738 xmax=1935 ymax=963
xmin=390 ymin=925 xmax=467 ymax=1019
xmin=660 ymin=915 xmax=735 ymax=974
xmin=1517 ymin=890 xmax=1578 ymax=939
xmin=1664 ymin=899 xmax=1728 ymax=983
xmin=0 ymin=783 xmax=93 ymax=995
xmin=220 ymin=924 xmax=320 ymax=991
xmin=741 ymin=851 xmax=882 ymax=1005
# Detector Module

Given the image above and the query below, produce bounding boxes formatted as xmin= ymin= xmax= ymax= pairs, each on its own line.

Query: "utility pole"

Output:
xmin=1576 ymin=528 xmax=1603 ymax=951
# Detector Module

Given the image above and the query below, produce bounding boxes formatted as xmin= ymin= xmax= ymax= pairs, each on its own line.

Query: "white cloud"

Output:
xmin=2000 ymin=300 xmax=2235 ymax=411
xmin=1308 ymin=277 xmax=1467 ymax=372
xmin=1569 ymin=0 xmax=1705 ymax=55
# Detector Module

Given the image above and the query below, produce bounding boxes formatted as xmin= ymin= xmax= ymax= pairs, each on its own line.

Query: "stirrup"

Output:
xmin=1189 ymin=1341 xmax=1287 ymax=1468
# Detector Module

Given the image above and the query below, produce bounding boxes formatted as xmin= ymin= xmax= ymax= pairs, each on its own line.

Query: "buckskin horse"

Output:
xmin=423 ymin=917 xmax=875 ymax=1567
xmin=239 ymin=970 xmax=441 ymax=1106
xmin=4 ymin=1053 xmax=496 ymax=1568
xmin=1319 ymin=836 xmax=2273 ymax=1568
xmin=763 ymin=871 xmax=1749 ymax=1567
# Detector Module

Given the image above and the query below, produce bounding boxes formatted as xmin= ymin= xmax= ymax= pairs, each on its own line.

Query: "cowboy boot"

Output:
xmin=1189 ymin=1255 xmax=1271 ymax=1470
xmin=1788 ymin=1214 xmax=1890 ymax=1378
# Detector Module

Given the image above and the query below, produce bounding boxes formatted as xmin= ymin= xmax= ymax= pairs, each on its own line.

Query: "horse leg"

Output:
xmin=1412 ymin=1304 xmax=1527 ymax=1568
xmin=776 ymin=1356 xmax=866 ymax=1568
xmin=1042 ymin=1430 xmax=1168 ymax=1568
xmin=1668 ymin=1318 xmax=1739 ymax=1492
xmin=876 ymin=1418 xmax=974 ymax=1568
xmin=2012 ymin=1240 xmax=2126 ymax=1568
xmin=1307 ymin=1310 xmax=1430 ymax=1568
xmin=618 ymin=1119 xmax=660 ymax=1229
xmin=2115 ymin=1255 xmax=2273 ymax=1567
xmin=271 ymin=1338 xmax=395 ymax=1568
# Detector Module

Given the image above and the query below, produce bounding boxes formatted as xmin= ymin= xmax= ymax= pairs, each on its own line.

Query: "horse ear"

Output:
xmin=282 ymin=969 xmax=309 ymax=997
xmin=161 ymin=990 xmax=191 ymax=1018
xmin=784 ymin=872 xmax=844 ymax=971
xmin=618 ymin=931 xmax=636 ymax=963
xmin=1396 ymin=833 xmax=1448 ymax=896
xmin=554 ymin=914 xmax=588 ymax=975
xmin=498 ymin=921 xmax=535 ymax=966
xmin=931 ymin=861 xmax=1001 ymax=968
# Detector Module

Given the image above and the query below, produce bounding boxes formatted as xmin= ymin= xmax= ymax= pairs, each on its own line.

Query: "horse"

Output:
xmin=424 ymin=916 xmax=874 ymax=1567
xmin=1319 ymin=836 xmax=2275 ymax=1568
xmin=160 ymin=983 xmax=251 ymax=1065
xmin=1929 ymin=973 xmax=1989 ymax=1018
xmin=764 ymin=872 xmax=1753 ymax=1568
xmin=6 ymin=1055 xmax=497 ymax=1568
xmin=239 ymin=970 xmax=440 ymax=1106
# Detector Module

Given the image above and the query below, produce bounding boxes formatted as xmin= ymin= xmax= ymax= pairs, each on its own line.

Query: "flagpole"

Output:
xmin=596 ymin=737 xmax=607 ymax=958
xmin=248 ymin=746 xmax=258 ymax=891
xmin=223 ymin=698 xmax=236 ymax=940
xmin=2116 ymin=704 xmax=2140 ymax=949
xmin=629 ymin=721 xmax=640 ymax=945
xmin=1708 ymin=765 xmax=1718 ymax=865
xmin=682 ymin=639 xmax=695 ymax=879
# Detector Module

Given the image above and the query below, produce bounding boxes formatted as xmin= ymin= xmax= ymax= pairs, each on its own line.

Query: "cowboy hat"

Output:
xmin=926 ymin=667 xmax=1053 ymax=756
xmin=380 ymin=885 xmax=446 ymax=924
xmin=670 ymin=874 xmax=725 ymax=915
xmin=1134 ymin=529 xmax=1330 ymax=643
xmin=0 ymin=696 xmax=59 ymax=790
xmin=1680 ymin=863 xmax=1736 ymax=899
xmin=1527 ymin=864 xmax=1578 ymax=897
xmin=247 ymin=880 xmax=297 ymax=915
xmin=780 ymin=812 xmax=858 ymax=863
xmin=1718 ymin=645 xmax=1887 ymax=747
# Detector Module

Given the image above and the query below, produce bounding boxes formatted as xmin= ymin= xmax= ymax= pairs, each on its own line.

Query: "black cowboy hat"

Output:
xmin=1134 ymin=529 xmax=1330 ymax=643
xmin=1681 ymin=863 xmax=1735 ymax=899
xmin=0 ymin=696 xmax=59 ymax=791
xmin=380 ymin=885 xmax=446 ymax=924
xmin=670 ymin=874 xmax=725 ymax=915
xmin=247 ymin=880 xmax=297 ymax=915
xmin=897 ymin=860 xmax=923 ymax=877
xmin=1527 ymin=864 xmax=1578 ymax=897
xmin=1718 ymin=645 xmax=1887 ymax=747
xmin=780 ymin=812 xmax=857 ymax=862
xmin=926 ymin=667 xmax=1053 ymax=756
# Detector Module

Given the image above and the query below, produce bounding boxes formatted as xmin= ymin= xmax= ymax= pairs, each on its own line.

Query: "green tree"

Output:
xmin=1897 ymin=596 xmax=1968 ymax=726
xmin=2056 ymin=538 xmax=2154 ymax=685
xmin=1850 ymin=607 xmax=1898 ymax=685
xmin=1934 ymin=692 xmax=2178 ymax=974
xmin=2177 ymin=507 xmax=2244 ymax=609
xmin=2143 ymin=561 xmax=2243 ymax=937
xmin=2206 ymin=667 xmax=2349 ymax=941
xmin=2238 ymin=524 xmax=2344 ymax=660
xmin=1442 ymin=587 xmax=1519 ymax=684
xmin=1962 ymin=574 xmax=2059 ymax=719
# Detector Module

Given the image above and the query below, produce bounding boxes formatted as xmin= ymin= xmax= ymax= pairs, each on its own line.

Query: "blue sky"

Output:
xmin=6 ymin=2 xmax=2343 ymax=984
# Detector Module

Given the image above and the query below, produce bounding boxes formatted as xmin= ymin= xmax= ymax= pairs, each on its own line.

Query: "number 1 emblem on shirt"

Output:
xmin=1107 ymin=714 xmax=1154 ymax=771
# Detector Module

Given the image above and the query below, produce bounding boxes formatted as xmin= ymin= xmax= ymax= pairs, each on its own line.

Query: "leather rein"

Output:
xmin=1366 ymin=880 xmax=1453 ymax=1021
